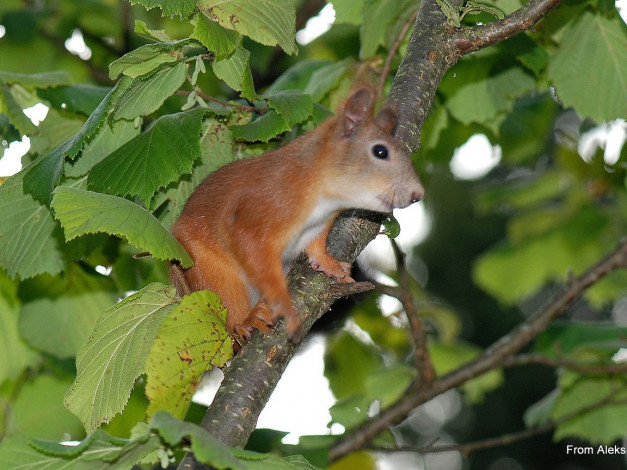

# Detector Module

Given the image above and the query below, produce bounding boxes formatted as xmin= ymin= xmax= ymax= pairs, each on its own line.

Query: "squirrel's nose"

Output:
xmin=410 ymin=188 xmax=424 ymax=203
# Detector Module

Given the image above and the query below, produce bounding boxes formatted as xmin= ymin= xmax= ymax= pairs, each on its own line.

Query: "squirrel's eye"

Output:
xmin=372 ymin=144 xmax=389 ymax=159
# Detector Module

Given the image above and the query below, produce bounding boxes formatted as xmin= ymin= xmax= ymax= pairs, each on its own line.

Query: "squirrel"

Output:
xmin=170 ymin=86 xmax=424 ymax=343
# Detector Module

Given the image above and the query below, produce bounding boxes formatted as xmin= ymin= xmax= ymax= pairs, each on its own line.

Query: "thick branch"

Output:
xmin=454 ymin=0 xmax=568 ymax=54
xmin=330 ymin=239 xmax=627 ymax=461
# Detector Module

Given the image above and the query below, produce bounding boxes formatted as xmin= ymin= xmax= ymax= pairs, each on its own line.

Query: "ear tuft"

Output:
xmin=342 ymin=88 xmax=375 ymax=135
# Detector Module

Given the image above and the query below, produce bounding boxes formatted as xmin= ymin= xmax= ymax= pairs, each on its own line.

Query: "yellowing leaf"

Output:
xmin=146 ymin=291 xmax=233 ymax=419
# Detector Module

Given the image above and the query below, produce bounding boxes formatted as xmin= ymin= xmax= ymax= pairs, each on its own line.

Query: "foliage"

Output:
xmin=0 ymin=0 xmax=626 ymax=469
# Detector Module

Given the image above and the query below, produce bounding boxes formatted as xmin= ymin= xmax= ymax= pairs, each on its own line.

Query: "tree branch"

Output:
xmin=373 ymin=388 xmax=627 ymax=456
xmin=330 ymin=238 xmax=627 ymax=461
xmin=501 ymin=353 xmax=627 ymax=375
xmin=389 ymin=239 xmax=436 ymax=385
xmin=453 ymin=0 xmax=568 ymax=54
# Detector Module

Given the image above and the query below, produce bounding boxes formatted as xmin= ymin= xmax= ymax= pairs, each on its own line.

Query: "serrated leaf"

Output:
xmin=548 ymin=12 xmax=627 ymax=123
xmin=51 ymin=187 xmax=193 ymax=267
xmin=112 ymin=62 xmax=187 ymax=120
xmin=64 ymin=283 xmax=178 ymax=431
xmin=146 ymin=291 xmax=232 ymax=419
xmin=266 ymin=90 xmax=313 ymax=127
xmin=0 ymin=430 xmax=161 ymax=469
xmin=202 ymin=0 xmax=297 ymax=55
xmin=0 ymin=173 xmax=66 ymax=279
xmin=129 ymin=0 xmax=197 ymax=18
xmin=65 ymin=117 xmax=141 ymax=178
xmin=213 ymin=46 xmax=256 ymax=100
xmin=22 ymin=76 xmax=133 ymax=204
xmin=230 ymin=109 xmax=291 ymax=142
xmin=88 ymin=108 xmax=204 ymax=208
xmin=18 ymin=264 xmax=117 ymax=359
xmin=150 ymin=411 xmax=247 ymax=470
xmin=156 ymin=119 xmax=235 ymax=228
xmin=109 ymin=40 xmax=193 ymax=79
xmin=192 ymin=12 xmax=240 ymax=60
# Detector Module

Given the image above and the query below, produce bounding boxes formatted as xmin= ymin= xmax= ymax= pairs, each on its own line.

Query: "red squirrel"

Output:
xmin=170 ymin=87 xmax=424 ymax=343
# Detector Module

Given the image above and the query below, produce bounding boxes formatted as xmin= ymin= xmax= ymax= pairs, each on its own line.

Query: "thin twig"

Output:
xmin=389 ymin=239 xmax=436 ymax=385
xmin=378 ymin=10 xmax=419 ymax=98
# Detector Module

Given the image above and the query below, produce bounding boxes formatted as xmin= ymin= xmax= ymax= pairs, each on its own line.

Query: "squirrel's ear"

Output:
xmin=374 ymin=107 xmax=397 ymax=135
xmin=341 ymin=88 xmax=375 ymax=136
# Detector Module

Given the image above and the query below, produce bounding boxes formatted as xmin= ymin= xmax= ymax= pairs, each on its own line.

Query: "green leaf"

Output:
xmin=365 ymin=364 xmax=415 ymax=407
xmin=64 ymin=283 xmax=178 ymax=431
xmin=266 ymin=90 xmax=313 ymax=127
xmin=473 ymin=206 xmax=610 ymax=304
xmin=329 ymin=394 xmax=370 ymax=431
xmin=201 ymin=0 xmax=297 ymax=55
xmin=0 ymin=80 xmax=37 ymax=134
xmin=150 ymin=411 xmax=247 ymax=469
xmin=0 ymin=173 xmax=66 ymax=279
xmin=552 ymin=377 xmax=627 ymax=444
xmin=156 ymin=119 xmax=235 ymax=228
xmin=11 ymin=375 xmax=84 ymax=439
xmin=213 ymin=46 xmax=256 ymax=100
xmin=324 ymin=331 xmax=384 ymax=399
xmin=146 ymin=291 xmax=233 ymax=419
xmin=0 ymin=429 xmax=161 ymax=469
xmin=88 ymin=108 xmax=205 ymax=208
xmin=524 ymin=389 xmax=559 ymax=428
xmin=112 ymin=62 xmax=188 ymax=120
xmin=548 ymin=12 xmax=627 ymax=123
xmin=51 ymin=187 xmax=193 ymax=266
xmin=0 ymin=271 xmax=39 ymax=383
xmin=230 ymin=108 xmax=291 ymax=142
xmin=192 ymin=13 xmax=240 ymax=60
xmin=304 ymin=60 xmax=351 ymax=103
xmin=27 ymin=109 xmax=85 ymax=156
xmin=429 ymin=340 xmax=504 ymax=402
xmin=18 ymin=264 xmax=117 ymax=359
xmin=65 ymin=117 xmax=141 ymax=178
xmin=38 ymin=84 xmax=111 ymax=115
xmin=134 ymin=19 xmax=175 ymax=42
xmin=360 ymin=0 xmax=415 ymax=59
xmin=109 ymin=40 xmax=193 ymax=79
xmin=129 ymin=0 xmax=197 ymax=18
xmin=333 ymin=0 xmax=365 ymax=25
xmin=441 ymin=57 xmax=535 ymax=128
xmin=22 ymin=76 xmax=133 ymax=204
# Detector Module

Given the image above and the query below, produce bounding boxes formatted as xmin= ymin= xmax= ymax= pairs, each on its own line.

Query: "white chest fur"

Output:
xmin=282 ymin=198 xmax=347 ymax=266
